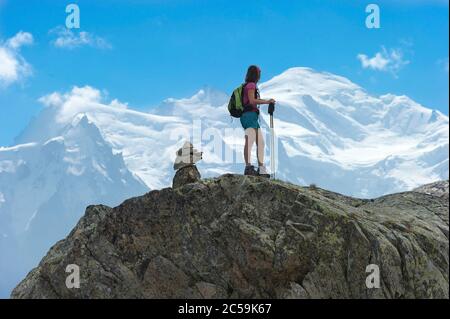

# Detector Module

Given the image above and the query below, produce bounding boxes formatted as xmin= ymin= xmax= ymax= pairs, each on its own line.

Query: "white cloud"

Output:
xmin=50 ymin=26 xmax=111 ymax=50
xmin=39 ymin=86 xmax=129 ymax=109
xmin=39 ymin=86 xmax=128 ymax=123
xmin=109 ymin=99 xmax=129 ymax=109
xmin=0 ymin=31 xmax=33 ymax=87
xmin=357 ymin=47 xmax=409 ymax=77
xmin=357 ymin=52 xmax=390 ymax=71
xmin=39 ymin=86 xmax=102 ymax=106
xmin=38 ymin=92 xmax=64 ymax=107
xmin=6 ymin=31 xmax=34 ymax=50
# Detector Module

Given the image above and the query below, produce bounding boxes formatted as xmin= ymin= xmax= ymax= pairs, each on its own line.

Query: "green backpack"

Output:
xmin=227 ymin=84 xmax=246 ymax=118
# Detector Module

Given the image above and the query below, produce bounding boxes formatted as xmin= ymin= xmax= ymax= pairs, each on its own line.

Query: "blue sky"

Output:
xmin=0 ymin=0 xmax=448 ymax=146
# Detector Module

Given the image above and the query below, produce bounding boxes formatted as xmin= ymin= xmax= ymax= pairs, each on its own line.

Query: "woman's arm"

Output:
xmin=248 ymin=89 xmax=276 ymax=105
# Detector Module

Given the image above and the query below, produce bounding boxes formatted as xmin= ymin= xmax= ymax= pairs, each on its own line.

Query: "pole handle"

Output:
xmin=268 ymin=103 xmax=275 ymax=115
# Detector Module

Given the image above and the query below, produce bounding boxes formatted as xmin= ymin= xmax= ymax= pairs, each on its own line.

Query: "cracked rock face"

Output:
xmin=11 ymin=176 xmax=449 ymax=299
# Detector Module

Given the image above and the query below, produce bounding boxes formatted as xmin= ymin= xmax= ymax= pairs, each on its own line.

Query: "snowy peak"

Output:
xmin=155 ymin=87 xmax=228 ymax=118
xmin=379 ymin=94 xmax=448 ymax=134
xmin=260 ymin=67 xmax=448 ymax=136
xmin=164 ymin=86 xmax=229 ymax=107
xmin=0 ymin=109 xmax=149 ymax=295
xmin=14 ymin=86 xmax=177 ymax=146
xmin=0 ymin=117 xmax=147 ymax=235
xmin=260 ymin=67 xmax=362 ymax=98
xmin=62 ymin=114 xmax=108 ymax=152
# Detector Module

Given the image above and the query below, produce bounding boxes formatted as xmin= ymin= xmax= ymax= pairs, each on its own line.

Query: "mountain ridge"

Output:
xmin=9 ymin=67 xmax=449 ymax=196
xmin=11 ymin=177 xmax=449 ymax=299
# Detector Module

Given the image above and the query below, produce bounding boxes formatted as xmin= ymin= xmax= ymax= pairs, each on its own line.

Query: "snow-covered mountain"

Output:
xmin=258 ymin=68 xmax=448 ymax=196
xmin=0 ymin=113 xmax=148 ymax=297
xmin=0 ymin=67 xmax=448 ymax=297
xmin=14 ymin=67 xmax=448 ymax=195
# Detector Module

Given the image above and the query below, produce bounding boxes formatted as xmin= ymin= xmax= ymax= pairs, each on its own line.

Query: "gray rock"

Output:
xmin=11 ymin=176 xmax=449 ymax=299
xmin=172 ymin=165 xmax=201 ymax=189
xmin=414 ymin=180 xmax=449 ymax=201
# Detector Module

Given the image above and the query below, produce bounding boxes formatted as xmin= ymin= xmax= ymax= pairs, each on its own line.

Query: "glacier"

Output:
xmin=0 ymin=67 xmax=448 ymax=297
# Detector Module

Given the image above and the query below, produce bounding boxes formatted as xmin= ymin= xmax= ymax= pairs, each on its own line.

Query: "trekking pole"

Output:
xmin=268 ymin=103 xmax=276 ymax=179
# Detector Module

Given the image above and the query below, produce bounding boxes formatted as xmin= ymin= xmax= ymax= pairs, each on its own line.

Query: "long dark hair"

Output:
xmin=245 ymin=65 xmax=261 ymax=83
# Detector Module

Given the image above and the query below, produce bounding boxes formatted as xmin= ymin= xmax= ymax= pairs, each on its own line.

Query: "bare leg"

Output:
xmin=244 ymin=128 xmax=257 ymax=165
xmin=255 ymin=128 xmax=265 ymax=167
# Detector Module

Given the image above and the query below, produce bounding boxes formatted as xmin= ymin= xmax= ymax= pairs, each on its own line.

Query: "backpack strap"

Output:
xmin=240 ymin=82 xmax=247 ymax=106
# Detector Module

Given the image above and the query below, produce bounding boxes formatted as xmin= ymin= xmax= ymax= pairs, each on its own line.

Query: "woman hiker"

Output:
xmin=241 ymin=65 xmax=276 ymax=176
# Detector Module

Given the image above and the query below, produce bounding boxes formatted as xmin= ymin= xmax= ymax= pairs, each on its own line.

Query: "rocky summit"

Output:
xmin=11 ymin=176 xmax=449 ymax=299
xmin=414 ymin=180 xmax=449 ymax=201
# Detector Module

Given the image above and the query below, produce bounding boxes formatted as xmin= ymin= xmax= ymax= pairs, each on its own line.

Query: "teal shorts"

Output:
xmin=240 ymin=111 xmax=260 ymax=129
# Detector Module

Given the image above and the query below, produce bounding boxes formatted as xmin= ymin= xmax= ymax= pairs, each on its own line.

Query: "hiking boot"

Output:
xmin=244 ymin=165 xmax=258 ymax=176
xmin=257 ymin=165 xmax=270 ymax=178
